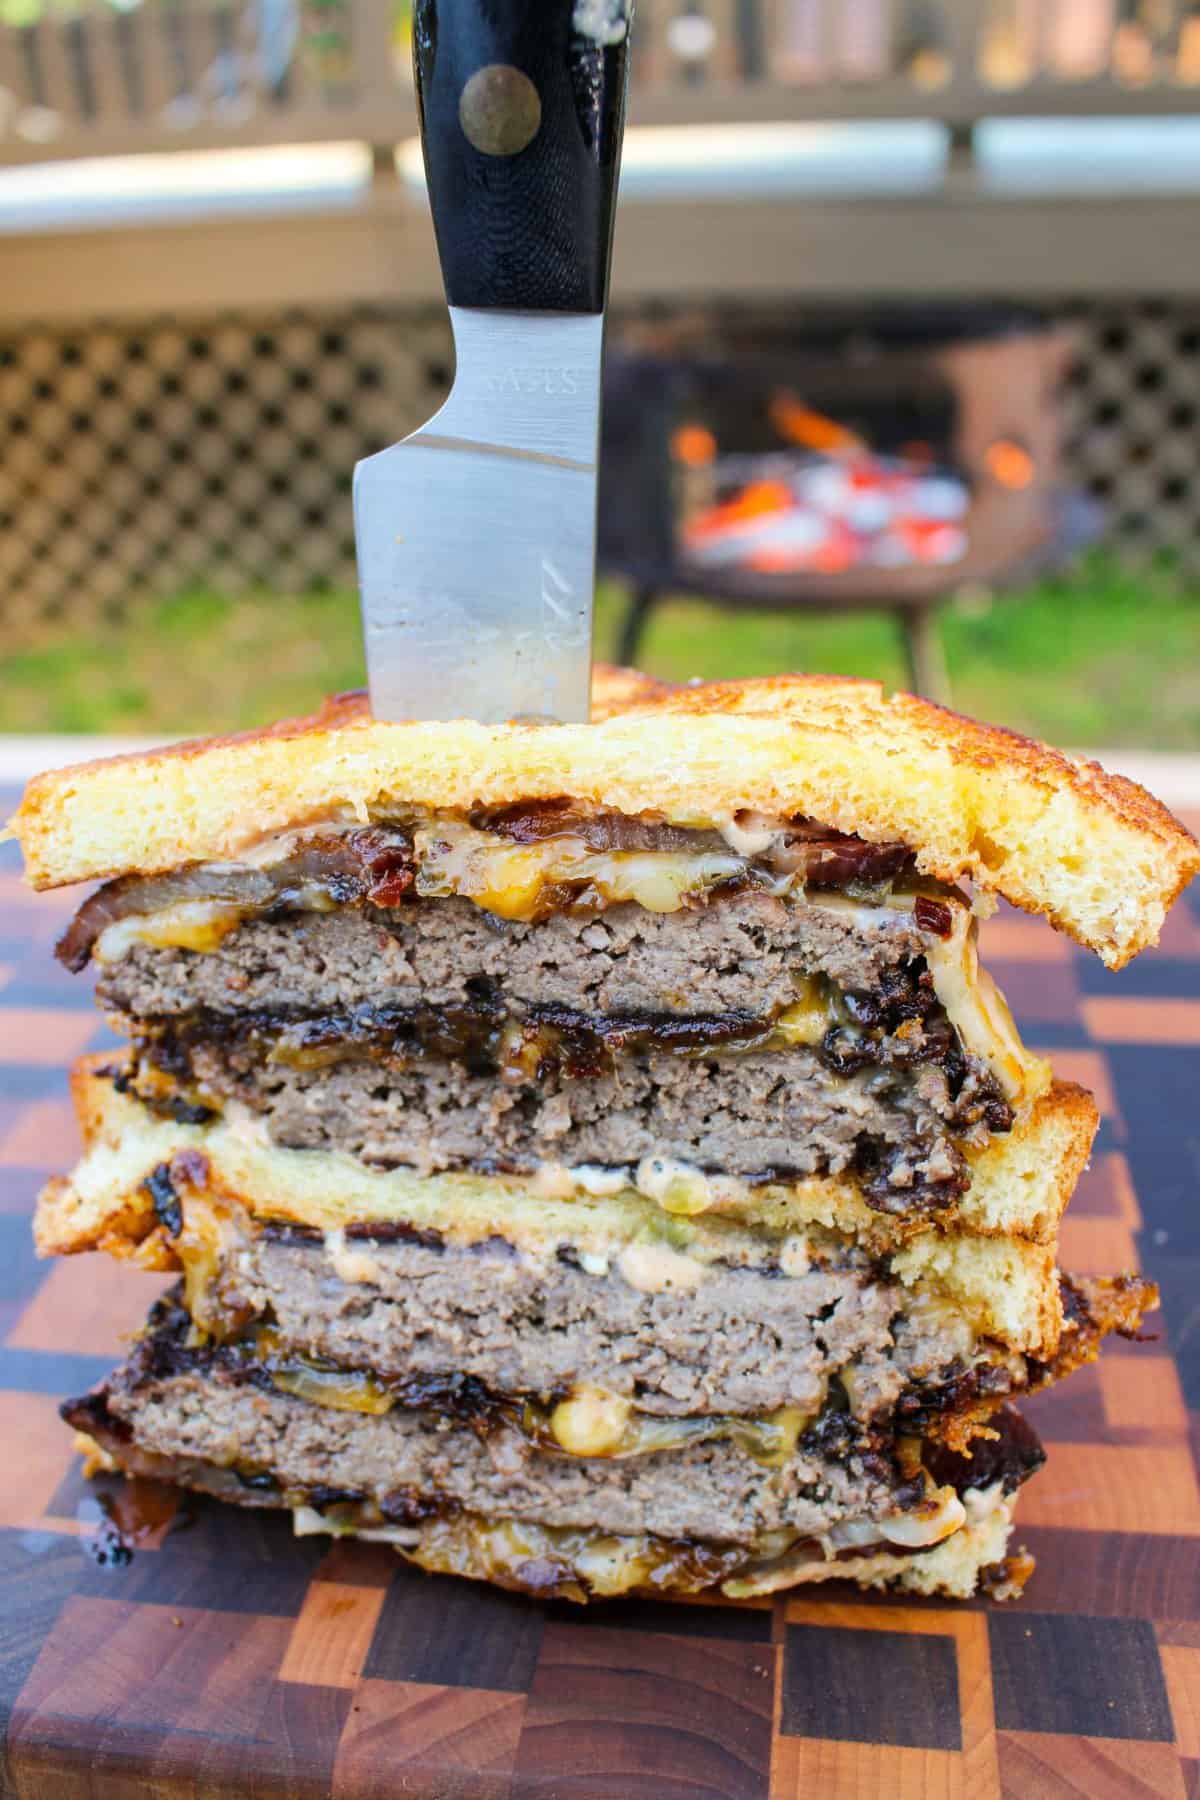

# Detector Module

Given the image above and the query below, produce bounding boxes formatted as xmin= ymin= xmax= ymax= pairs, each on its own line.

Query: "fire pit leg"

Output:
xmin=899 ymin=601 xmax=951 ymax=705
xmin=617 ymin=585 xmax=660 ymax=667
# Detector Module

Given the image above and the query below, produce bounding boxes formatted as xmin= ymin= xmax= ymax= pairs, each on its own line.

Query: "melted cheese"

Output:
xmin=543 ymin=1390 xmax=817 ymax=1466
xmin=95 ymin=899 xmax=249 ymax=963
xmin=413 ymin=820 xmax=749 ymax=921
xmin=173 ymin=1191 xmax=250 ymax=1338
xmin=73 ymin=1430 xmax=119 ymax=1477
xmin=549 ymin=1388 xmax=633 ymax=1456
xmin=922 ymin=909 xmax=1050 ymax=1104
xmin=633 ymin=1155 xmax=748 ymax=1217
xmin=873 ymin=1481 xmax=966 ymax=1548
xmin=616 ymin=1240 xmax=707 ymax=1294
xmin=773 ymin=980 xmax=836 ymax=1047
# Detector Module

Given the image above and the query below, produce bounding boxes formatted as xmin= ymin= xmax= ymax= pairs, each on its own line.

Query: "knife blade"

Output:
xmin=354 ymin=0 xmax=632 ymax=724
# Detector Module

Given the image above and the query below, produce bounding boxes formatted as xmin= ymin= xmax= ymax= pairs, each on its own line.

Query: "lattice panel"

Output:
xmin=0 ymin=306 xmax=454 ymax=635
xmin=2 ymin=298 xmax=1199 ymax=632
xmin=1060 ymin=299 xmax=1200 ymax=570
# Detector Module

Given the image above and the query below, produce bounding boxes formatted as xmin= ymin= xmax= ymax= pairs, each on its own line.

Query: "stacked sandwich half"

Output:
xmin=13 ymin=672 xmax=1196 ymax=1602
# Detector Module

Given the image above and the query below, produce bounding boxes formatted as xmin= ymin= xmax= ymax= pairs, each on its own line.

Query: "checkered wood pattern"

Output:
xmin=1 ymin=798 xmax=1198 ymax=1798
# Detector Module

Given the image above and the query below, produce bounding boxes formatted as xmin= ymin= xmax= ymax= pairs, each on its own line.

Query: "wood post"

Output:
xmin=899 ymin=602 xmax=952 ymax=703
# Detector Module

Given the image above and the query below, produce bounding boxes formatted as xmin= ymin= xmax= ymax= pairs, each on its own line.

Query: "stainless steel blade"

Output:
xmin=354 ymin=307 xmax=603 ymax=724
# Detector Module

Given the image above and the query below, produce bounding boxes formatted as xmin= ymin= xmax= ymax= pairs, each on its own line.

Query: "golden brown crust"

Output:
xmin=9 ymin=667 xmax=1196 ymax=966
xmin=926 ymin=1271 xmax=1158 ymax=1455
xmin=605 ymin=673 xmax=1199 ymax=964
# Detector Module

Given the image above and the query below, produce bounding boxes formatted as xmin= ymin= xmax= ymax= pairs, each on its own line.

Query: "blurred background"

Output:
xmin=0 ymin=0 xmax=1198 ymax=758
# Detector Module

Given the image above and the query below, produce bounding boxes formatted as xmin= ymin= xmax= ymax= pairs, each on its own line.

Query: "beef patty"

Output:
xmin=164 ymin=1221 xmax=985 ymax=1420
xmin=97 ymin=890 xmax=929 ymax=1022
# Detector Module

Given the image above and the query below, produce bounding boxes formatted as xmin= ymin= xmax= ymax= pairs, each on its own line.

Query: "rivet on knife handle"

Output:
xmin=413 ymin=0 xmax=630 ymax=314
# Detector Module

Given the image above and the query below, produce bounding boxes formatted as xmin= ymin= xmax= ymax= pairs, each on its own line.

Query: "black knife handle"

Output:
xmin=412 ymin=0 xmax=630 ymax=314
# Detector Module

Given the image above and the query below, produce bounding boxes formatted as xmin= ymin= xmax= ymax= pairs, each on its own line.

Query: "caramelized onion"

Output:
xmin=404 ymin=1512 xmax=750 ymax=1602
xmin=57 ymin=827 xmax=415 ymax=971
xmin=767 ymin=823 xmax=913 ymax=890
xmin=478 ymin=800 xmax=913 ymax=892
xmin=914 ymin=895 xmax=954 ymax=939
xmin=58 ymin=803 xmax=918 ymax=976
xmin=472 ymin=799 xmax=730 ymax=856
xmin=270 ymin=1362 xmax=396 ymax=1416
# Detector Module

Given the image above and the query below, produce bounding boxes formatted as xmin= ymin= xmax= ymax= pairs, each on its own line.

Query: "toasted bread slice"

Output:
xmin=8 ymin=673 xmax=1196 ymax=967
xmin=715 ymin=1493 xmax=1025 ymax=1601
xmin=38 ymin=1054 xmax=1080 ymax=1355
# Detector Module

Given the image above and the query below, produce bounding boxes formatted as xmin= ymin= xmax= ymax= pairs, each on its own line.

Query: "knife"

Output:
xmin=354 ymin=0 xmax=632 ymax=724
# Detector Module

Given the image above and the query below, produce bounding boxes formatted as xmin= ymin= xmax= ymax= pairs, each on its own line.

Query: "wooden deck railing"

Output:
xmin=0 ymin=0 xmax=1198 ymax=167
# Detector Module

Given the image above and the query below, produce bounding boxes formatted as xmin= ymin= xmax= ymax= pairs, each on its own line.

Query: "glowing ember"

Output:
xmin=680 ymin=447 xmax=970 ymax=576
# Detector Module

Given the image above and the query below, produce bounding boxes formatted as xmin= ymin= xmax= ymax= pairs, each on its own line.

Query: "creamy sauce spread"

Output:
xmin=569 ymin=1164 xmax=629 ymax=1198
xmin=324 ymin=1226 xmax=383 ymax=1286
xmin=778 ymin=1235 xmax=811 ymax=1279
xmin=616 ymin=1240 xmax=707 ymax=1295
xmin=715 ymin=810 xmax=780 ymax=857
xmin=535 ymin=1157 xmax=752 ymax=1218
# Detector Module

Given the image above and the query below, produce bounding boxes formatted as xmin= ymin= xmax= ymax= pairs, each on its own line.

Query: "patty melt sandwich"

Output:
xmin=12 ymin=670 xmax=1193 ymax=1603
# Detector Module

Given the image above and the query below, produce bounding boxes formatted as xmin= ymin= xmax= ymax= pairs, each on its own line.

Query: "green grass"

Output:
xmin=2 ymin=555 xmax=1198 ymax=746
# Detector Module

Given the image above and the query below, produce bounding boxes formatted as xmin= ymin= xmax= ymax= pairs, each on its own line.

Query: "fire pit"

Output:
xmin=598 ymin=308 xmax=1082 ymax=699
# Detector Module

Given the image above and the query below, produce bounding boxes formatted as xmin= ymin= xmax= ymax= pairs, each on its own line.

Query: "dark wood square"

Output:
xmin=989 ymin=1613 xmax=1175 ymax=1741
xmin=781 ymin=1622 xmax=961 ymax=1749
xmin=364 ymin=1563 xmax=546 ymax=1693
